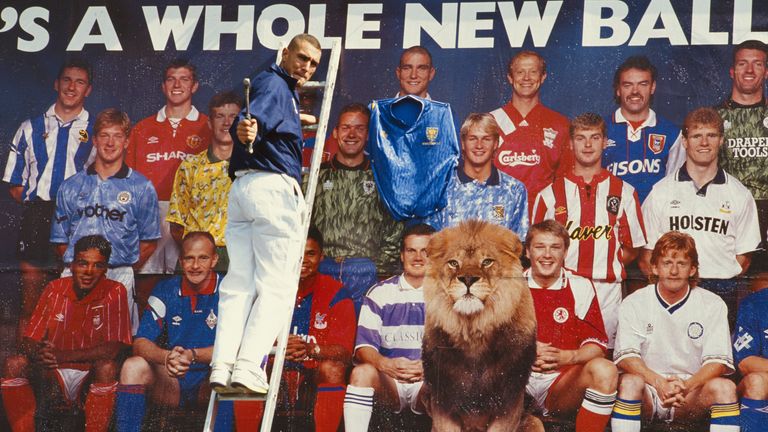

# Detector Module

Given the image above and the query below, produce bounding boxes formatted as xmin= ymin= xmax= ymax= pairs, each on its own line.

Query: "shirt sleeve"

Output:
xmin=509 ymin=181 xmax=529 ymax=240
xmin=23 ymin=283 xmax=55 ymax=342
xmin=641 ymin=187 xmax=663 ymax=250
xmin=324 ymin=294 xmax=357 ymax=354
xmin=135 ymin=292 xmax=167 ymax=343
xmin=354 ymin=295 xmax=383 ymax=353
xmin=613 ymin=295 xmax=645 ymax=364
xmin=531 ymin=187 xmax=553 ymax=224
xmin=733 ymin=295 xmax=761 ymax=368
xmin=702 ymin=298 xmax=735 ymax=374
xmin=3 ymin=121 xmax=29 ymax=185
xmin=106 ymin=283 xmax=133 ymax=346
xmin=734 ymin=192 xmax=761 ymax=255
xmin=50 ymin=184 xmax=72 ymax=243
xmin=138 ymin=180 xmax=161 ymax=241
xmin=619 ymin=187 xmax=646 ymax=249
xmin=166 ymin=160 xmax=190 ymax=227
xmin=665 ymin=132 xmax=685 ymax=176
xmin=576 ymin=284 xmax=608 ymax=350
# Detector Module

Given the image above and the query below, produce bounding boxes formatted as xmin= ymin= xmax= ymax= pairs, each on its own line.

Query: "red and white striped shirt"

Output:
xmin=24 ymin=276 xmax=132 ymax=369
xmin=532 ymin=170 xmax=646 ymax=282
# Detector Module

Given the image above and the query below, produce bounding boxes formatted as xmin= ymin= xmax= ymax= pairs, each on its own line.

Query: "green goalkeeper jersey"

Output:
xmin=304 ymin=157 xmax=403 ymax=277
xmin=718 ymin=99 xmax=768 ymax=200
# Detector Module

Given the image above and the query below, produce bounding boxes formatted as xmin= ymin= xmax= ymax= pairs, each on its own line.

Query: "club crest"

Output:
xmin=648 ymin=134 xmax=666 ymax=154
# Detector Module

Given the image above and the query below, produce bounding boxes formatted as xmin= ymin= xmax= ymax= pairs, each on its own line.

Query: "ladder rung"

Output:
xmin=215 ymin=392 xmax=268 ymax=401
xmin=301 ymin=81 xmax=326 ymax=89
xmin=303 ymin=124 xmax=318 ymax=131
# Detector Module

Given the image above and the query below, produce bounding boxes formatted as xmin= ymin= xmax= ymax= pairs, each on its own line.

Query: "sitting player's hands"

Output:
xmin=35 ymin=341 xmax=59 ymax=369
xmin=532 ymin=342 xmax=572 ymax=373
xmin=236 ymin=118 xmax=258 ymax=144
xmin=165 ymin=346 xmax=191 ymax=377
xmin=285 ymin=335 xmax=308 ymax=362
xmin=380 ymin=357 xmax=423 ymax=383
xmin=655 ymin=376 xmax=686 ymax=408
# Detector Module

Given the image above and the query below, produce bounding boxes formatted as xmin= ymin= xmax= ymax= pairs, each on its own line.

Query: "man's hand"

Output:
xmin=165 ymin=346 xmax=192 ymax=377
xmin=285 ymin=335 xmax=308 ymax=362
xmin=532 ymin=342 xmax=574 ymax=373
xmin=237 ymin=119 xmax=258 ymax=145
xmin=35 ymin=341 xmax=59 ymax=369
xmin=653 ymin=376 xmax=686 ymax=408
xmin=300 ymin=113 xmax=317 ymax=125
xmin=379 ymin=357 xmax=423 ymax=383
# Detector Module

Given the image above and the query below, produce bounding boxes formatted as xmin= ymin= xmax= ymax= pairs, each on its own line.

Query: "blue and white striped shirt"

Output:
xmin=355 ymin=274 xmax=424 ymax=361
xmin=3 ymin=105 xmax=94 ymax=201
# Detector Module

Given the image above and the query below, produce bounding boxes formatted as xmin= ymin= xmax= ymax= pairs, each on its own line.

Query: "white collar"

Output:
xmin=156 ymin=105 xmax=200 ymax=122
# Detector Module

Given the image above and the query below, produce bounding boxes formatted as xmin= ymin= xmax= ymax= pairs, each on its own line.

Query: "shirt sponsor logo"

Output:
xmin=424 ymin=127 xmax=439 ymax=146
xmin=687 ymin=322 xmax=704 ymax=339
xmin=565 ymin=220 xmax=613 ymax=240
xmin=383 ymin=329 xmax=423 ymax=344
xmin=313 ymin=312 xmax=328 ymax=330
xmin=648 ymin=134 xmax=666 ymax=154
xmin=77 ymin=204 xmax=128 ymax=222
xmin=146 ymin=151 xmax=190 ymax=162
xmin=498 ymin=150 xmax=541 ymax=167
xmin=606 ymin=159 xmax=661 ymax=176
xmin=668 ymin=215 xmax=729 ymax=235
xmin=553 ymin=307 xmax=569 ymax=323
xmin=543 ymin=128 xmax=557 ymax=149
xmin=726 ymin=137 xmax=768 ymax=158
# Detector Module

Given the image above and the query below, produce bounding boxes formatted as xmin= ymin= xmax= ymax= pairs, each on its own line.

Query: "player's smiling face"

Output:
xmin=527 ymin=231 xmax=566 ymax=286
xmin=396 ymin=51 xmax=434 ymax=98
xmin=683 ymin=124 xmax=722 ymax=168
xmin=401 ymin=234 xmax=431 ymax=280
xmin=54 ymin=67 xmax=91 ymax=112
xmin=570 ymin=127 xmax=606 ymax=168
xmin=281 ymin=40 xmax=321 ymax=87
xmin=653 ymin=249 xmax=696 ymax=298
xmin=333 ymin=111 xmax=368 ymax=160
xmin=461 ymin=124 xmax=496 ymax=168
xmin=71 ymin=248 xmax=108 ymax=293
xmin=180 ymin=237 xmax=218 ymax=290
xmin=731 ymin=48 xmax=767 ymax=97
xmin=300 ymin=238 xmax=323 ymax=280
xmin=508 ymin=54 xmax=546 ymax=99
xmin=616 ymin=68 xmax=655 ymax=118
xmin=162 ymin=67 xmax=198 ymax=107
xmin=94 ymin=124 xmax=129 ymax=165
xmin=209 ymin=103 xmax=240 ymax=146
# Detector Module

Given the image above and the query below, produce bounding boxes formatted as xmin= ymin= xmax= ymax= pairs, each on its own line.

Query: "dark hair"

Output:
xmin=74 ymin=235 xmax=112 ymax=262
xmin=58 ymin=58 xmax=93 ymax=85
xmin=682 ymin=107 xmax=724 ymax=138
xmin=733 ymin=39 xmax=768 ymax=66
xmin=164 ymin=58 xmax=197 ymax=82
xmin=569 ymin=112 xmax=606 ymax=138
xmin=400 ymin=46 xmax=433 ymax=67
xmin=401 ymin=223 xmax=436 ymax=251
xmin=208 ymin=91 xmax=243 ymax=114
xmin=307 ymin=226 xmax=324 ymax=251
xmin=182 ymin=231 xmax=217 ymax=253
xmin=94 ymin=108 xmax=131 ymax=136
xmin=525 ymin=219 xmax=570 ymax=251
xmin=612 ymin=56 xmax=657 ymax=105
xmin=287 ymin=33 xmax=321 ymax=51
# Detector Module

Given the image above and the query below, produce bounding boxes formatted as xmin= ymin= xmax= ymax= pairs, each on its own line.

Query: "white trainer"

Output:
xmin=231 ymin=364 xmax=269 ymax=395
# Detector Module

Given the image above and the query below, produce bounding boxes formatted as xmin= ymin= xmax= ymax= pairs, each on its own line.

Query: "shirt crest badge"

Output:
xmin=79 ymin=130 xmax=89 ymax=143
xmin=206 ymin=309 xmax=217 ymax=329
xmin=323 ymin=180 xmax=333 ymax=191
xmin=186 ymin=135 xmax=202 ymax=149
xmin=117 ymin=191 xmax=132 ymax=204
xmin=542 ymin=128 xmax=557 ymax=149
xmin=648 ymin=134 xmax=666 ymax=154
xmin=92 ymin=313 xmax=102 ymax=329
xmin=424 ymin=127 xmax=439 ymax=145
xmin=606 ymin=195 xmax=621 ymax=215
xmin=313 ymin=312 xmax=328 ymax=329
xmin=688 ymin=322 xmax=704 ymax=339
xmin=362 ymin=180 xmax=375 ymax=195
xmin=492 ymin=205 xmax=505 ymax=220
xmin=553 ymin=307 xmax=569 ymax=323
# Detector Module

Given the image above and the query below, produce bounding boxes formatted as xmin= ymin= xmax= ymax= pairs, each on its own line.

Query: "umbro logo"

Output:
xmin=55 ymin=313 xmax=65 ymax=322
xmin=147 ymin=136 xmax=159 ymax=145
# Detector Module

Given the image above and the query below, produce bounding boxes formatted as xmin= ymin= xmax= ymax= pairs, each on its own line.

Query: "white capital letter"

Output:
xmin=345 ymin=3 xmax=382 ymax=49
xmin=582 ymin=0 xmax=630 ymax=47
xmin=403 ymin=3 xmax=457 ymax=49
xmin=256 ymin=4 xmax=306 ymax=50
xmin=203 ymin=5 xmax=254 ymax=51
xmin=733 ymin=0 xmax=768 ymax=43
xmin=143 ymin=6 xmax=203 ymax=51
xmin=66 ymin=6 xmax=122 ymax=51
xmin=17 ymin=7 xmax=49 ymax=52
xmin=498 ymin=1 xmax=562 ymax=48
xmin=629 ymin=0 xmax=688 ymax=46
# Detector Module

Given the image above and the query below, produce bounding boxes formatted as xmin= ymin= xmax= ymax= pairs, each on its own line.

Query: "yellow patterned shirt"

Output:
xmin=167 ymin=149 xmax=231 ymax=246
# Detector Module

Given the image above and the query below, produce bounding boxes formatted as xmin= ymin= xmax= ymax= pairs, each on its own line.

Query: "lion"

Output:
xmin=421 ymin=220 xmax=541 ymax=432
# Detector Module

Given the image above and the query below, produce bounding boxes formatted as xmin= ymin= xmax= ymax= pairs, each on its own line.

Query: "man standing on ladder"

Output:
xmin=209 ymin=33 xmax=323 ymax=395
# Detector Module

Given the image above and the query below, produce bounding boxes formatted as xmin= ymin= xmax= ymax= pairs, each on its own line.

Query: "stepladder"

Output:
xmin=203 ymin=36 xmax=342 ymax=431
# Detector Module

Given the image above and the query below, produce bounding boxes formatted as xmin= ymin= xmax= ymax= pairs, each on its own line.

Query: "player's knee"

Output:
xmin=741 ymin=373 xmax=768 ymax=399
xmin=617 ymin=373 xmax=645 ymax=399
xmin=703 ymin=377 xmax=737 ymax=403
xmin=3 ymin=355 xmax=30 ymax=378
xmin=349 ymin=363 xmax=378 ymax=387
xmin=119 ymin=356 xmax=153 ymax=385
xmin=584 ymin=357 xmax=618 ymax=391
xmin=317 ymin=360 xmax=347 ymax=385
xmin=92 ymin=359 xmax=119 ymax=383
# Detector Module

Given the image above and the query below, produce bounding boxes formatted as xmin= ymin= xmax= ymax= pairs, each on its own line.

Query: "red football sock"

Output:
xmin=576 ymin=388 xmax=616 ymax=432
xmin=1 ymin=378 xmax=36 ymax=432
xmin=314 ymin=383 xmax=345 ymax=432
xmin=234 ymin=400 xmax=265 ymax=431
xmin=84 ymin=381 xmax=117 ymax=432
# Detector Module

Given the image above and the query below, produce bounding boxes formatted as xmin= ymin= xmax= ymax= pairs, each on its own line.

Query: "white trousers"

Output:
xmin=212 ymin=171 xmax=306 ymax=367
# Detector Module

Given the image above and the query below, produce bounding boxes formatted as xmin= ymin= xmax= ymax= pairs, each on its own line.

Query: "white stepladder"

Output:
xmin=203 ymin=36 xmax=342 ymax=431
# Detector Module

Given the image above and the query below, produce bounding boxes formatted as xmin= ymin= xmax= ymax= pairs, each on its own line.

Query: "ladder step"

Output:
xmin=302 ymin=81 xmax=326 ymax=89
xmin=215 ymin=392 xmax=268 ymax=401
xmin=303 ymin=124 xmax=318 ymax=131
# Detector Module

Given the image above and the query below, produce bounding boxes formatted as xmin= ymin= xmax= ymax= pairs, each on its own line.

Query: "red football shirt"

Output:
xmin=25 ymin=276 xmax=132 ymax=369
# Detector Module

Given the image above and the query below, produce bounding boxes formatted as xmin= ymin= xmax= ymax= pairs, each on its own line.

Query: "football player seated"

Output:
xmin=1 ymin=235 xmax=131 ymax=432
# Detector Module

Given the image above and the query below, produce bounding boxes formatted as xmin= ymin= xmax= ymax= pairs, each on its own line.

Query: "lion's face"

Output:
xmin=425 ymin=220 xmax=524 ymax=316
